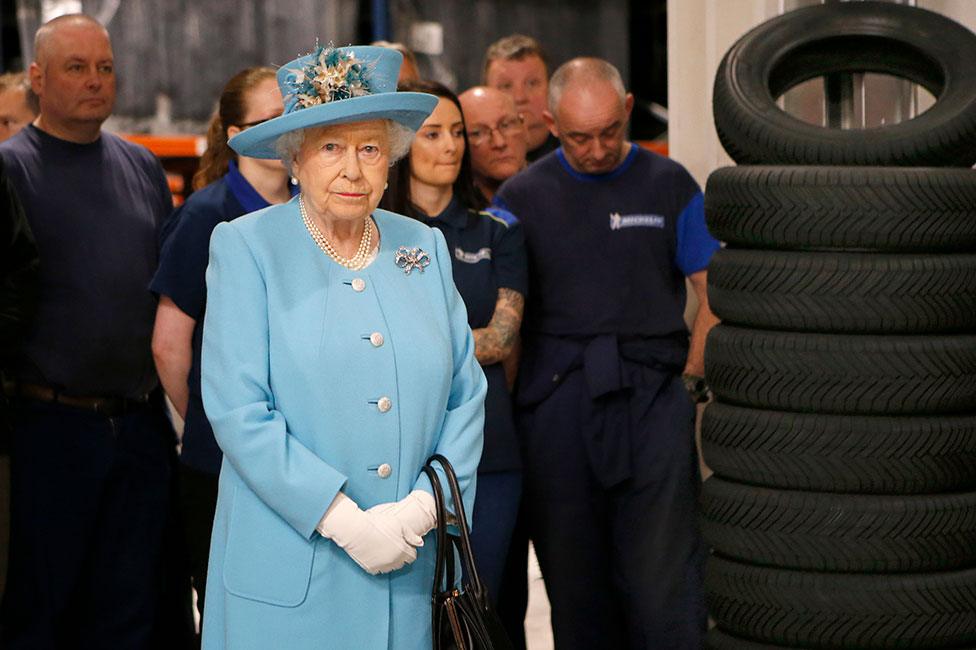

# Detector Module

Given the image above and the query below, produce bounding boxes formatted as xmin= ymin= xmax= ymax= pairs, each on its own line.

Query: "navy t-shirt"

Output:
xmin=150 ymin=161 xmax=293 ymax=474
xmin=495 ymin=144 xmax=719 ymax=340
xmin=0 ymin=125 xmax=172 ymax=397
xmin=416 ymin=197 xmax=528 ymax=473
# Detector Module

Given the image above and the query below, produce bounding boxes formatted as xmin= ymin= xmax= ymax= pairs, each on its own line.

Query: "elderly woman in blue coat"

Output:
xmin=200 ymin=45 xmax=487 ymax=650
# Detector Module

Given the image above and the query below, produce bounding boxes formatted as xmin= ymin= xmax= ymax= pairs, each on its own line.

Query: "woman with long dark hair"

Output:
xmin=381 ymin=79 xmax=527 ymax=604
xmin=149 ymin=66 xmax=294 ymax=630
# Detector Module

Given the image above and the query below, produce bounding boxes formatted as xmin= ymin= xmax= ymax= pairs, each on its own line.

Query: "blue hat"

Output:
xmin=229 ymin=45 xmax=437 ymax=159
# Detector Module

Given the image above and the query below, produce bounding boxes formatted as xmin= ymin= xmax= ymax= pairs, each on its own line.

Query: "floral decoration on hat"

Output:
xmin=285 ymin=44 xmax=373 ymax=109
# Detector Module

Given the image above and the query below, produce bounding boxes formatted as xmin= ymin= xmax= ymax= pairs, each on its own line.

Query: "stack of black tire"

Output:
xmin=699 ymin=3 xmax=976 ymax=649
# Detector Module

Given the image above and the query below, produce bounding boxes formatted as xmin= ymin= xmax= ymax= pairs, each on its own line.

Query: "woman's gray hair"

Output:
xmin=387 ymin=121 xmax=415 ymax=161
xmin=275 ymin=119 xmax=415 ymax=175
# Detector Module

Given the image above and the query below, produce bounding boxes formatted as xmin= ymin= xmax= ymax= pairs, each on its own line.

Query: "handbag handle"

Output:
xmin=422 ymin=462 xmax=454 ymax=595
xmin=425 ymin=454 xmax=487 ymax=600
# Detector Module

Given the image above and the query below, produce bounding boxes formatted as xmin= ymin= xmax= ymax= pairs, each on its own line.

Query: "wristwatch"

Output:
xmin=682 ymin=373 xmax=712 ymax=404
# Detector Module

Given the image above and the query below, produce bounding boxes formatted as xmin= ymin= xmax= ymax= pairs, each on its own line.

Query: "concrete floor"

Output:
xmin=525 ymin=543 xmax=555 ymax=650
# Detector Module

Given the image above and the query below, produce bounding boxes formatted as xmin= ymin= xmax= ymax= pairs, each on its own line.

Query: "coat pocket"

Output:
xmin=222 ymin=487 xmax=315 ymax=607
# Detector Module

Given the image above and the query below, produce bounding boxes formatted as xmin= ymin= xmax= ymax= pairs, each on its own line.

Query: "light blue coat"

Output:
xmin=199 ymin=200 xmax=486 ymax=650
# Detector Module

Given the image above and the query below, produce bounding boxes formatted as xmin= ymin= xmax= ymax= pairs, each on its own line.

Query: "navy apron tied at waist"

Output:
xmin=517 ymin=333 xmax=688 ymax=488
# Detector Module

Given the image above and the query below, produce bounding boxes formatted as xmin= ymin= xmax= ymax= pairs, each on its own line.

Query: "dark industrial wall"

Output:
xmin=14 ymin=0 xmax=359 ymax=122
xmin=391 ymin=0 xmax=629 ymax=95
xmin=9 ymin=0 xmax=660 ymax=133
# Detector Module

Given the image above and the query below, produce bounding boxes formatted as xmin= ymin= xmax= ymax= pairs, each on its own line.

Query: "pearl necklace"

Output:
xmin=299 ymin=194 xmax=374 ymax=270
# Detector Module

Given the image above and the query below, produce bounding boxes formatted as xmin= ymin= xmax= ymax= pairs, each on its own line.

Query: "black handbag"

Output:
xmin=423 ymin=454 xmax=514 ymax=650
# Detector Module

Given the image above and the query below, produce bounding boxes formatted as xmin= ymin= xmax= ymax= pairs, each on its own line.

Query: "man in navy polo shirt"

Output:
xmin=0 ymin=14 xmax=177 ymax=648
xmin=495 ymin=57 xmax=719 ymax=649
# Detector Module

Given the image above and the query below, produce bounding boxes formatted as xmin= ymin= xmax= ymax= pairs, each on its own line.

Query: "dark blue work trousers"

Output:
xmin=519 ymin=368 xmax=706 ymax=650
xmin=1 ymin=398 xmax=174 ymax=649
xmin=468 ymin=469 xmax=522 ymax=606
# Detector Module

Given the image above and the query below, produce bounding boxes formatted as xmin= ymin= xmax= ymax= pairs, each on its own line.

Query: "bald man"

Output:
xmin=459 ymin=86 xmax=528 ymax=202
xmin=0 ymin=14 xmax=175 ymax=648
xmin=494 ymin=58 xmax=719 ymax=648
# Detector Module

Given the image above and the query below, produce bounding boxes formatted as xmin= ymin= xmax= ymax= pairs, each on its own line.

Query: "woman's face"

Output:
xmin=238 ymin=76 xmax=286 ymax=172
xmin=292 ymin=120 xmax=391 ymax=225
xmin=410 ymin=97 xmax=464 ymax=190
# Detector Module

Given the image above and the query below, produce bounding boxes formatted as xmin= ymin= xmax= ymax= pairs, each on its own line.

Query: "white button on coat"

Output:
xmin=377 ymin=396 xmax=392 ymax=413
xmin=377 ymin=463 xmax=392 ymax=479
xmin=351 ymin=278 xmax=366 ymax=292
xmin=369 ymin=332 xmax=384 ymax=347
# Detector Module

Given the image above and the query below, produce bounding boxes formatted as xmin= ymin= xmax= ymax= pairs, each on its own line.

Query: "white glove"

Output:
xmin=368 ymin=490 xmax=438 ymax=547
xmin=316 ymin=492 xmax=417 ymax=574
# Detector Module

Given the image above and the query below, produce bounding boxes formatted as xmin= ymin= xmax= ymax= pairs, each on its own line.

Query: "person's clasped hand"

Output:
xmin=316 ymin=492 xmax=419 ymax=575
xmin=367 ymin=490 xmax=438 ymax=547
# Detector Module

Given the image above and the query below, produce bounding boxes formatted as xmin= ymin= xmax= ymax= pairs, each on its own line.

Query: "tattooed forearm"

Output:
xmin=472 ymin=288 xmax=525 ymax=366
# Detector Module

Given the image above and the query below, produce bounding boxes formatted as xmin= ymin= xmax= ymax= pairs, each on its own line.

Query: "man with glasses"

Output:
xmin=494 ymin=57 xmax=719 ymax=649
xmin=0 ymin=14 xmax=176 ymax=648
xmin=459 ymin=86 xmax=528 ymax=203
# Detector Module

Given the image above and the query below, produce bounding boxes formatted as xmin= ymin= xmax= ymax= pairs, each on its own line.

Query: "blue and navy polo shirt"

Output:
xmin=495 ymin=144 xmax=719 ymax=340
xmin=416 ymin=197 xmax=528 ymax=473
xmin=150 ymin=161 xmax=297 ymax=474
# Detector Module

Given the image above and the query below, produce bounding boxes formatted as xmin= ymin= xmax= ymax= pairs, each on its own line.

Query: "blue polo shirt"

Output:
xmin=495 ymin=144 xmax=719 ymax=340
xmin=150 ymin=162 xmax=296 ymax=474
xmin=416 ymin=197 xmax=528 ymax=473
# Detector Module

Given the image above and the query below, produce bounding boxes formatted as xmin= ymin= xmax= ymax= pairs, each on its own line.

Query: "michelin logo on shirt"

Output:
xmin=455 ymin=247 xmax=492 ymax=263
xmin=609 ymin=212 xmax=666 ymax=230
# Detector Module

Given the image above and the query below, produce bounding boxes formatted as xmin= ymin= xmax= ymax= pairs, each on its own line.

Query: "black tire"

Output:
xmin=704 ymin=166 xmax=976 ymax=252
xmin=705 ymin=326 xmax=976 ymax=415
xmin=701 ymin=403 xmax=976 ymax=494
xmin=706 ymin=557 xmax=976 ymax=648
xmin=700 ymin=477 xmax=976 ymax=572
xmin=705 ymin=628 xmax=976 ymax=650
xmin=713 ymin=2 xmax=976 ymax=166
xmin=706 ymin=630 xmax=788 ymax=650
xmin=708 ymin=249 xmax=976 ymax=334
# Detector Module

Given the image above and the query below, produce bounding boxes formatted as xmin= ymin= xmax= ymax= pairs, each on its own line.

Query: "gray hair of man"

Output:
xmin=274 ymin=119 xmax=415 ymax=176
xmin=34 ymin=14 xmax=108 ymax=66
xmin=547 ymin=57 xmax=627 ymax=115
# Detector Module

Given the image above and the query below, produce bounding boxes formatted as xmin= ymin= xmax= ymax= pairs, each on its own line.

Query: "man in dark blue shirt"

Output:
xmin=0 ymin=158 xmax=37 ymax=378
xmin=0 ymin=157 xmax=38 ymax=453
xmin=495 ymin=57 xmax=720 ymax=649
xmin=0 ymin=14 xmax=177 ymax=648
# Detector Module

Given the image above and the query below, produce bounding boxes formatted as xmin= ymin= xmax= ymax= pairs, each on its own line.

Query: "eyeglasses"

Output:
xmin=236 ymin=114 xmax=281 ymax=129
xmin=466 ymin=115 xmax=524 ymax=146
